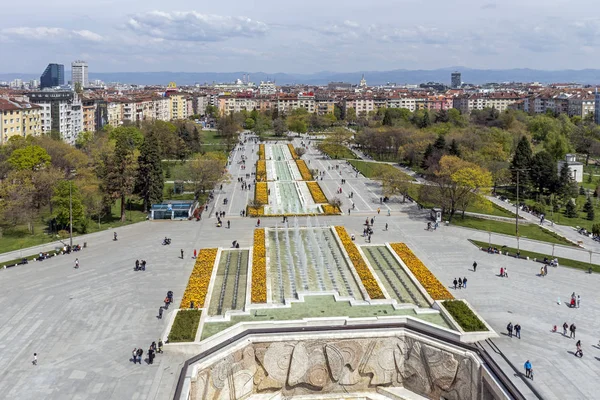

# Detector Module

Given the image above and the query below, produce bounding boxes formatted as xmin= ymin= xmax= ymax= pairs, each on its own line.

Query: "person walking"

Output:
xmin=257 ymin=218 xmax=261 ymax=227
xmin=385 ymin=223 xmax=388 ymax=231
xmin=500 ymin=267 xmax=504 ymax=277
xmin=157 ymin=339 xmax=163 ymax=354
xmin=524 ymin=360 xmax=532 ymax=379
xmin=148 ymin=347 xmax=154 ymax=365
xmin=570 ymin=323 xmax=576 ymax=339
xmin=453 ymin=278 xmax=458 ymax=290
xmin=193 ymin=249 xmax=197 ymax=259
xmin=458 ymin=277 xmax=463 ymax=289
xmin=74 ymin=258 xmax=79 ymax=269
xmin=562 ymin=322 xmax=568 ymax=336
xmin=463 ymin=277 xmax=467 ymax=288
xmin=515 ymin=323 xmax=521 ymax=339
xmin=132 ymin=348 xmax=138 ymax=364
xmin=158 ymin=307 xmax=163 ymax=319
xmin=507 ymin=322 xmax=513 ymax=337
xmin=136 ymin=348 xmax=143 ymax=364
xmin=577 ymin=295 xmax=581 ymax=308
xmin=504 ymin=267 xmax=508 ymax=278
xmin=473 ymin=261 xmax=477 ymax=272
xmin=227 ymin=220 xmax=231 ymax=229
xmin=575 ymin=340 xmax=583 ymax=357
xmin=32 ymin=353 xmax=38 ymax=366
xmin=180 ymin=249 xmax=184 ymax=259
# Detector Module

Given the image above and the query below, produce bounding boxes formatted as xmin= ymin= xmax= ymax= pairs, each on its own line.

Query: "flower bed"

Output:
xmin=180 ymin=248 xmax=219 ymax=308
xmin=296 ymin=160 xmax=312 ymax=180
xmin=258 ymin=144 xmax=265 ymax=160
xmin=168 ymin=309 xmax=202 ymax=342
xmin=441 ymin=300 xmax=487 ymax=332
xmin=322 ymin=204 xmax=341 ymax=215
xmin=255 ymin=182 xmax=268 ymax=205
xmin=307 ymin=181 xmax=327 ymax=203
xmin=389 ymin=243 xmax=454 ymax=300
xmin=251 ymin=229 xmax=267 ymax=303
xmin=288 ymin=143 xmax=299 ymax=159
xmin=256 ymin=160 xmax=267 ymax=182
xmin=246 ymin=206 xmax=265 ymax=217
xmin=335 ymin=226 xmax=384 ymax=300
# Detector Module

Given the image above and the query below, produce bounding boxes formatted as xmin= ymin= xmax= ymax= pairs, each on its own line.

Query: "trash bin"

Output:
xmin=83 ymin=242 xmax=87 ymax=248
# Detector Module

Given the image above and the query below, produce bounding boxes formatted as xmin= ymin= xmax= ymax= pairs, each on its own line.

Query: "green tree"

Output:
xmin=8 ymin=145 xmax=51 ymax=171
xmin=448 ymin=139 xmax=461 ymax=157
xmin=529 ymin=151 xmax=557 ymax=193
xmin=253 ymin=114 xmax=272 ymax=137
xmin=565 ymin=199 xmax=577 ymax=218
xmin=273 ymin=118 xmax=287 ymax=136
xmin=382 ymin=110 xmax=393 ymax=126
xmin=51 ymin=180 xmax=85 ymax=230
xmin=135 ymin=131 xmax=164 ymax=212
xmin=557 ymin=161 xmax=577 ymax=201
xmin=100 ymin=126 xmax=140 ymax=221
xmin=244 ymin=118 xmax=255 ymax=130
xmin=510 ymin=136 xmax=533 ymax=186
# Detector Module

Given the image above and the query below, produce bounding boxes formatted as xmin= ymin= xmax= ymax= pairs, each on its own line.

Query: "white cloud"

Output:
xmin=1 ymin=26 xmax=104 ymax=42
xmin=126 ymin=11 xmax=268 ymax=42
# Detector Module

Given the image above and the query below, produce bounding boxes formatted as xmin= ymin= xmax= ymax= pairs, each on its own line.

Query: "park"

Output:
xmin=2 ymin=133 xmax=600 ymax=400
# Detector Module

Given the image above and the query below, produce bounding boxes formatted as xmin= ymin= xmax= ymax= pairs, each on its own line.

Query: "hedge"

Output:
xmin=442 ymin=300 xmax=487 ymax=332
xmin=168 ymin=309 xmax=202 ymax=342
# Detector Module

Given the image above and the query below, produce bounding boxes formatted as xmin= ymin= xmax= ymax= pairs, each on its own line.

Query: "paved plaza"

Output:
xmin=1 ymin=136 xmax=600 ymax=399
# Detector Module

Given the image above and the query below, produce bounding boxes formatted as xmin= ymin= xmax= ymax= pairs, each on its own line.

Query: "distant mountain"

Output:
xmin=2 ymin=68 xmax=599 ymax=86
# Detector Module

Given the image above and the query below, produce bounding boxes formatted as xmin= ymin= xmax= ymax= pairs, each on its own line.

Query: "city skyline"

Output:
xmin=1 ymin=0 xmax=599 ymax=74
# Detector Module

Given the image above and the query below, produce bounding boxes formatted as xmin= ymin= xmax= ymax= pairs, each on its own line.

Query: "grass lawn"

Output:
xmin=0 ymin=199 xmax=148 ymax=255
xmin=451 ymin=216 xmax=574 ymax=246
xmin=168 ymin=309 xmax=202 ymax=342
xmin=469 ymin=239 xmax=599 ymax=272
xmin=349 ymin=160 xmax=414 ymax=180
xmin=406 ymin=184 xmax=515 ymax=218
xmin=496 ymin=187 xmax=600 ymax=231
xmin=317 ymin=143 xmax=358 ymax=159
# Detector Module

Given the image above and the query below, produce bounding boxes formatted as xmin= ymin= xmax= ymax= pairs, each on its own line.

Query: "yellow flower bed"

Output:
xmin=255 ymin=182 xmax=269 ymax=205
xmin=307 ymin=181 xmax=327 ymax=203
xmin=288 ymin=143 xmax=299 ymax=159
xmin=180 ymin=248 xmax=218 ymax=308
xmin=322 ymin=204 xmax=341 ymax=215
xmin=247 ymin=206 xmax=265 ymax=217
xmin=296 ymin=160 xmax=312 ymax=180
xmin=256 ymin=160 xmax=267 ymax=182
xmin=389 ymin=243 xmax=454 ymax=300
xmin=251 ymin=229 xmax=267 ymax=303
xmin=335 ymin=226 xmax=384 ymax=300
xmin=258 ymin=144 xmax=265 ymax=160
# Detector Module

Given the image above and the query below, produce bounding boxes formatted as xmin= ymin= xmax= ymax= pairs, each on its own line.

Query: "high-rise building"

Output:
xmin=71 ymin=61 xmax=89 ymax=88
xmin=595 ymin=88 xmax=600 ymax=125
xmin=40 ymin=63 xmax=64 ymax=89
xmin=451 ymin=72 xmax=462 ymax=89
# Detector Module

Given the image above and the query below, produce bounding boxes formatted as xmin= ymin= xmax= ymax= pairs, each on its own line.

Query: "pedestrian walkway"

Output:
xmin=487 ymin=195 xmax=600 ymax=252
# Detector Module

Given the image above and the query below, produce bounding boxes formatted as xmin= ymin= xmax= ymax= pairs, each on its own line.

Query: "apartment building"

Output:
xmin=168 ymin=93 xmax=188 ymax=120
xmin=27 ymin=91 xmax=82 ymax=145
xmin=0 ymin=98 xmax=42 ymax=144
xmin=315 ymin=95 xmax=336 ymax=115
xmin=345 ymin=97 xmax=375 ymax=116
xmin=153 ymin=97 xmax=170 ymax=121
xmin=82 ymin=101 xmax=96 ymax=132
xmin=452 ymin=93 xmax=520 ymax=114
xmin=107 ymin=101 xmax=122 ymax=126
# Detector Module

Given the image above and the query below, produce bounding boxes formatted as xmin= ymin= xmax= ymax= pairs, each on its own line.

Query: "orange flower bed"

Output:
xmin=389 ymin=243 xmax=454 ymax=300
xmin=258 ymin=144 xmax=265 ymax=160
xmin=322 ymin=204 xmax=341 ymax=215
xmin=255 ymin=182 xmax=268 ymax=205
xmin=246 ymin=205 xmax=264 ymax=217
xmin=335 ymin=226 xmax=384 ymax=300
xmin=180 ymin=248 xmax=218 ymax=308
xmin=296 ymin=160 xmax=312 ymax=180
xmin=251 ymin=229 xmax=267 ymax=303
xmin=288 ymin=143 xmax=299 ymax=159
xmin=256 ymin=160 xmax=267 ymax=182
xmin=307 ymin=181 xmax=327 ymax=203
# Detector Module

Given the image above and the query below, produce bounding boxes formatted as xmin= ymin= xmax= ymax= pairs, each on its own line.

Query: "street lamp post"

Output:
xmin=515 ymin=168 xmax=530 ymax=256
xmin=69 ymin=181 xmax=73 ymax=247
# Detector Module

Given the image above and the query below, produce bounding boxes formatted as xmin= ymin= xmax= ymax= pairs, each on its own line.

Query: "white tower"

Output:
xmin=71 ymin=61 xmax=89 ymax=88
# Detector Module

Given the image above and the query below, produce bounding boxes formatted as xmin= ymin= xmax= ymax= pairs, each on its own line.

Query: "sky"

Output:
xmin=1 ymin=0 xmax=598 ymax=74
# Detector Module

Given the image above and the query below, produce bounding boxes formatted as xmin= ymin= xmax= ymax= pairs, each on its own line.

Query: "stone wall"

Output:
xmin=190 ymin=335 xmax=494 ymax=400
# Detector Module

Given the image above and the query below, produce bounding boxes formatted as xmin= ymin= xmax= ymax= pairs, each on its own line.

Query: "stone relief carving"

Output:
xmin=191 ymin=336 xmax=482 ymax=400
